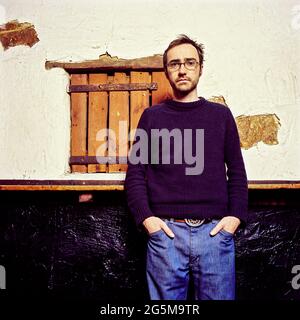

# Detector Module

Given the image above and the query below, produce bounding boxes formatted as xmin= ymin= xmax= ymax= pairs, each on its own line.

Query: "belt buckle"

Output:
xmin=184 ymin=219 xmax=205 ymax=227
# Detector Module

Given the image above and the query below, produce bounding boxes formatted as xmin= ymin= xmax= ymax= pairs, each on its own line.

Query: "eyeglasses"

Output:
xmin=167 ymin=59 xmax=200 ymax=71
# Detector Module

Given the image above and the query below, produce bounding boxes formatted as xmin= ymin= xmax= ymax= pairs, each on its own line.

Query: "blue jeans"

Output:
xmin=146 ymin=219 xmax=235 ymax=300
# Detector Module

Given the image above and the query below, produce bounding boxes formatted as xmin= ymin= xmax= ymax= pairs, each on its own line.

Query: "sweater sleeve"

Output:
xmin=124 ymin=108 xmax=154 ymax=228
xmin=224 ymin=108 xmax=249 ymax=225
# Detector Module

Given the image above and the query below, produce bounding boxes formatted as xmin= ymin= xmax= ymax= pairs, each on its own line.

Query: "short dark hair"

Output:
xmin=163 ymin=34 xmax=205 ymax=73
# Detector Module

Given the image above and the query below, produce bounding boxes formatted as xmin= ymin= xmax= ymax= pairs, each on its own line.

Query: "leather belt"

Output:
xmin=164 ymin=218 xmax=209 ymax=227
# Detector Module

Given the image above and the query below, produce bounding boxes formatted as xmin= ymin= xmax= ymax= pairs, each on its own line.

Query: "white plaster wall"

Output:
xmin=0 ymin=0 xmax=299 ymax=180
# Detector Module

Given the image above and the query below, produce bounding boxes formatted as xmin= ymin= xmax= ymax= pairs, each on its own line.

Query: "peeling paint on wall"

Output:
xmin=0 ymin=19 xmax=39 ymax=50
xmin=207 ymin=96 xmax=281 ymax=150
xmin=236 ymin=114 xmax=281 ymax=149
xmin=207 ymin=95 xmax=228 ymax=106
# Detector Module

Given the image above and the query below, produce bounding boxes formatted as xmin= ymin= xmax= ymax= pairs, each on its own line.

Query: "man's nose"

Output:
xmin=178 ymin=63 xmax=186 ymax=73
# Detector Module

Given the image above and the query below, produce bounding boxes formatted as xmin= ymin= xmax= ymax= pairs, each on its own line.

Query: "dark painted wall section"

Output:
xmin=0 ymin=190 xmax=299 ymax=300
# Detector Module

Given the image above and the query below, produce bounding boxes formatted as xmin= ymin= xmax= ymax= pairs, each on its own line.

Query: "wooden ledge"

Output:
xmin=0 ymin=180 xmax=124 ymax=191
xmin=0 ymin=180 xmax=299 ymax=191
xmin=45 ymin=53 xmax=164 ymax=72
xmin=248 ymin=181 xmax=300 ymax=189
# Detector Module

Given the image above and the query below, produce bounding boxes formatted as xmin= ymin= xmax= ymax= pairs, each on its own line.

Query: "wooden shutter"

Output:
xmin=69 ymin=70 xmax=173 ymax=173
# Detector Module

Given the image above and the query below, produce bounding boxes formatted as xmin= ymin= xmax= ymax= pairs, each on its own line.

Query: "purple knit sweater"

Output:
xmin=124 ymin=98 xmax=248 ymax=227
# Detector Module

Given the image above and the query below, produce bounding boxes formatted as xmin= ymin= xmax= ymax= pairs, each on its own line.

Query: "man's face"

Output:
xmin=166 ymin=43 xmax=202 ymax=96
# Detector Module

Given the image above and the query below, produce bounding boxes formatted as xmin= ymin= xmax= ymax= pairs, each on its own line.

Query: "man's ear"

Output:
xmin=164 ymin=69 xmax=169 ymax=80
xmin=199 ymin=65 xmax=203 ymax=77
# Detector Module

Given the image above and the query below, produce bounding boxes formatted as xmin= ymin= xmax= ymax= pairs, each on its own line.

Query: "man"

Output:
xmin=124 ymin=34 xmax=248 ymax=300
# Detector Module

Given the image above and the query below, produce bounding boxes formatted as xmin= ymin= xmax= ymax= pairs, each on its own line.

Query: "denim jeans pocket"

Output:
xmin=148 ymin=228 xmax=165 ymax=238
xmin=211 ymin=219 xmax=234 ymax=239
xmin=219 ymin=228 xmax=234 ymax=238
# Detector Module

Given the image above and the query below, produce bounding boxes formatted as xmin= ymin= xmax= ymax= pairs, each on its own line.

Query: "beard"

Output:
xmin=169 ymin=77 xmax=198 ymax=96
xmin=167 ymin=69 xmax=201 ymax=97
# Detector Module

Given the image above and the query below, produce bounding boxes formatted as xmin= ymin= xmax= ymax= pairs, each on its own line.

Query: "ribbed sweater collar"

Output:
xmin=164 ymin=97 xmax=206 ymax=111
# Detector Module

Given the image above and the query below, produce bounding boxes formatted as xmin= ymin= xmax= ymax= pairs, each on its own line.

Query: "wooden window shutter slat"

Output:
xmin=109 ymin=72 xmax=129 ymax=172
xmin=88 ymin=73 xmax=108 ymax=173
xmin=70 ymin=74 xmax=88 ymax=173
xmin=129 ymin=71 xmax=150 ymax=149
xmin=151 ymin=71 xmax=173 ymax=105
